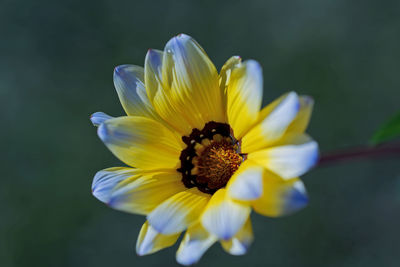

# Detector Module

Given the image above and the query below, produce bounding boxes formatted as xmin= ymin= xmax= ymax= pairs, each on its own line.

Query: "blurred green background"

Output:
xmin=2 ymin=0 xmax=400 ymax=266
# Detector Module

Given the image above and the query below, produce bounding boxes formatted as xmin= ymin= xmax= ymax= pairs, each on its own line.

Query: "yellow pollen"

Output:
xmin=194 ymin=139 xmax=242 ymax=189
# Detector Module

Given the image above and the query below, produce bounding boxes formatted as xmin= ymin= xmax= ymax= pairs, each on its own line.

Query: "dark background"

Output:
xmin=2 ymin=0 xmax=400 ymax=266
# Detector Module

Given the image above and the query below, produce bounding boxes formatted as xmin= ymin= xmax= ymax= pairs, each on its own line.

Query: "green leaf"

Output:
xmin=370 ymin=111 xmax=400 ymax=145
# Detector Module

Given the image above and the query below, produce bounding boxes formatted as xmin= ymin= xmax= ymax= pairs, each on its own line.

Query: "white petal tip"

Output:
xmin=91 ymin=168 xmax=130 ymax=203
xmin=176 ymin=252 xmax=200 ymax=266
xmin=113 ymin=64 xmax=129 ymax=75
xmin=136 ymin=224 xmax=159 ymax=256
xmin=176 ymin=33 xmax=191 ymax=40
xmin=245 ymin=60 xmax=262 ymax=71
xmin=282 ymin=182 xmax=309 ymax=214
xmin=136 ymin=245 xmax=152 ymax=256
xmin=302 ymin=95 xmax=314 ymax=105
xmin=97 ymin=123 xmax=108 ymax=142
xmin=228 ymin=166 xmax=263 ymax=201
xmin=225 ymin=239 xmax=250 ymax=255
xmin=90 ymin=112 xmax=113 ymax=127
xmin=269 ymin=141 xmax=319 ymax=180
xmin=176 ymin=235 xmax=216 ymax=266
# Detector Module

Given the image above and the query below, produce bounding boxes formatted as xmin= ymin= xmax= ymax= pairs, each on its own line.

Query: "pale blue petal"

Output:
xmin=90 ymin=111 xmax=113 ymax=127
xmin=113 ymin=65 xmax=155 ymax=117
xmin=92 ymin=167 xmax=138 ymax=203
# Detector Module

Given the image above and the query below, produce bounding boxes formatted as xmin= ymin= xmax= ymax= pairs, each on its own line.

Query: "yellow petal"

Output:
xmin=201 ymin=188 xmax=251 ymax=240
xmin=226 ymin=160 xmax=264 ymax=201
xmin=241 ymin=92 xmax=300 ymax=153
xmin=144 ymin=49 xmax=190 ymax=134
xmin=176 ymin=223 xmax=217 ymax=266
xmin=220 ymin=217 xmax=253 ymax=255
xmin=248 ymin=138 xmax=318 ymax=179
xmin=136 ymin=221 xmax=180 ymax=256
xmin=151 ymin=83 xmax=195 ymax=135
xmin=151 ymin=34 xmax=225 ymax=135
xmin=226 ymin=60 xmax=263 ymax=139
xmin=286 ymin=95 xmax=314 ymax=134
xmin=98 ymin=116 xmax=183 ymax=170
xmin=147 ymin=188 xmax=210 ymax=234
xmin=252 ymin=171 xmax=308 ymax=217
xmin=108 ymin=171 xmax=187 ymax=215
xmin=219 ymin=55 xmax=242 ymax=115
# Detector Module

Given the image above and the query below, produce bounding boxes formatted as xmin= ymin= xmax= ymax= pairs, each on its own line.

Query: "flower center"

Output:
xmin=178 ymin=121 xmax=244 ymax=194
xmin=195 ymin=137 xmax=242 ymax=189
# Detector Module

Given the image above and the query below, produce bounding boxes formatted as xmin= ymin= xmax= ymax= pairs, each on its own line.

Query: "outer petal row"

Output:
xmin=137 ymin=214 xmax=255 ymax=265
xmin=92 ymin=166 xmax=307 ymax=262
xmin=136 ymin=219 xmax=255 ymax=265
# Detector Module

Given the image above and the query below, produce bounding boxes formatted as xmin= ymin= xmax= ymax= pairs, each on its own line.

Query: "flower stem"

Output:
xmin=318 ymin=142 xmax=400 ymax=166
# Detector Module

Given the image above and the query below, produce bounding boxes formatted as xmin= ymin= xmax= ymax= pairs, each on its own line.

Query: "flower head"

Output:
xmin=90 ymin=34 xmax=318 ymax=265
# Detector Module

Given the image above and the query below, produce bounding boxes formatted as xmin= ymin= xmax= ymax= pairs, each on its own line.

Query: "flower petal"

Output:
xmin=241 ymin=92 xmax=300 ymax=153
xmin=151 ymin=34 xmax=225 ymax=135
xmin=108 ymin=171 xmax=187 ymax=215
xmin=201 ymin=188 xmax=251 ymax=240
xmin=252 ymin=171 xmax=308 ymax=217
xmin=92 ymin=167 xmax=139 ymax=203
xmin=90 ymin=112 xmax=113 ymax=127
xmin=220 ymin=217 xmax=253 ymax=255
xmin=286 ymin=96 xmax=314 ymax=134
xmin=113 ymin=65 xmax=159 ymax=119
xmin=148 ymin=48 xmax=194 ymax=135
xmin=226 ymin=60 xmax=263 ymax=139
xmin=176 ymin=223 xmax=217 ymax=266
xmin=136 ymin=221 xmax=180 ymax=256
xmin=248 ymin=139 xmax=319 ymax=179
xmin=144 ymin=49 xmax=164 ymax=104
xmin=227 ymin=160 xmax=264 ymax=201
xmin=97 ymin=116 xmax=183 ymax=170
xmin=219 ymin=55 xmax=242 ymax=114
xmin=147 ymin=188 xmax=210 ymax=235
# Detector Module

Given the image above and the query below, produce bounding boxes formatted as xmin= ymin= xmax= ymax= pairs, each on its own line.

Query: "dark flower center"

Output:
xmin=178 ymin=121 xmax=244 ymax=194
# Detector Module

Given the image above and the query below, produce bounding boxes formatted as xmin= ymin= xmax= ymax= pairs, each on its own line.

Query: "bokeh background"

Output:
xmin=2 ymin=0 xmax=400 ymax=266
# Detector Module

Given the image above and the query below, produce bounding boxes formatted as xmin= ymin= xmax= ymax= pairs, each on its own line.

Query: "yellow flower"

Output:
xmin=90 ymin=34 xmax=318 ymax=265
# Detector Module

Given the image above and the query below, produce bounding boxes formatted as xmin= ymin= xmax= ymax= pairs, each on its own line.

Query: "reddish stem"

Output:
xmin=318 ymin=142 xmax=400 ymax=166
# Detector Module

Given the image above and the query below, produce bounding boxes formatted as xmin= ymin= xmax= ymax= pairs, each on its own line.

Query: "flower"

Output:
xmin=90 ymin=34 xmax=318 ymax=265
